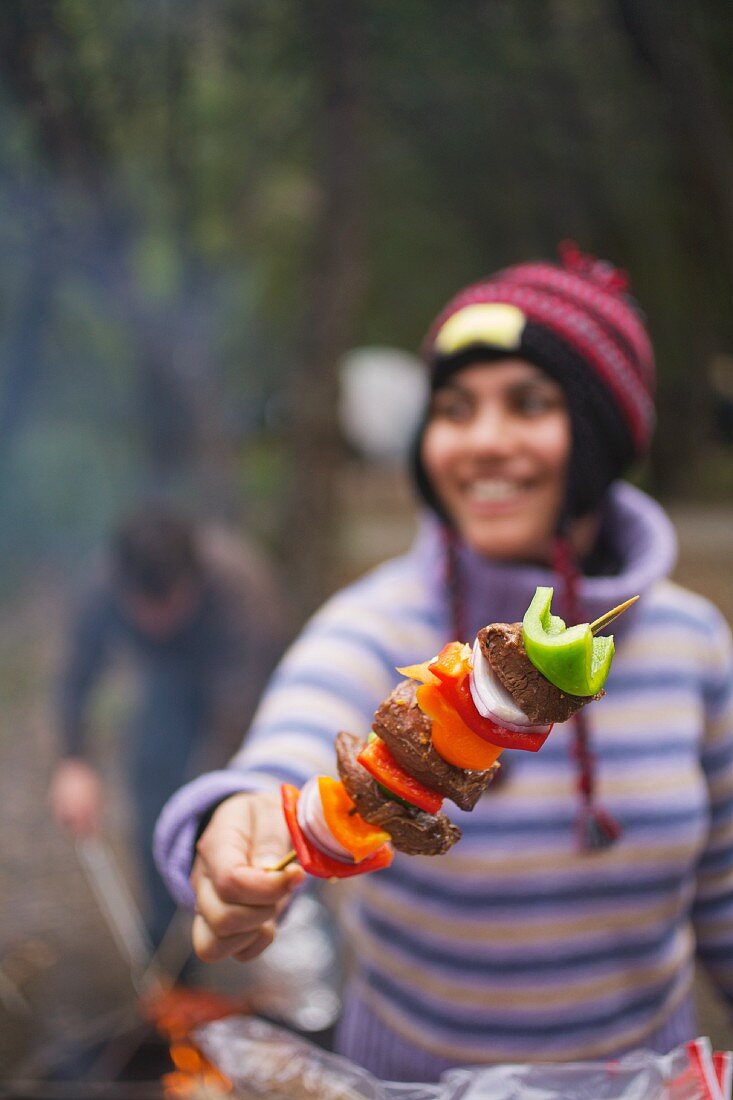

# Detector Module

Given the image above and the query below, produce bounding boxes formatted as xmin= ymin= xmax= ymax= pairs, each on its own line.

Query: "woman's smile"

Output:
xmin=420 ymin=359 xmax=572 ymax=562
xmin=463 ymin=475 xmax=535 ymax=507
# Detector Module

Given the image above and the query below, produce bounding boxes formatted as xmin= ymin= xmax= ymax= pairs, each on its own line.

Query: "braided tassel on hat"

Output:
xmin=552 ymin=535 xmax=622 ymax=851
xmin=442 ymin=527 xmax=624 ymax=833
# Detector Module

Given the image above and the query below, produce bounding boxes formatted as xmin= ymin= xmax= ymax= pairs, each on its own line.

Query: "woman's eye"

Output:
xmin=513 ymin=389 xmax=562 ymax=415
xmin=429 ymin=393 xmax=472 ymax=421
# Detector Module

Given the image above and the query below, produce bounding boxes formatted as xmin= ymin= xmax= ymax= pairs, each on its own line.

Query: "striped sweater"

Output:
xmin=155 ymin=482 xmax=733 ymax=1066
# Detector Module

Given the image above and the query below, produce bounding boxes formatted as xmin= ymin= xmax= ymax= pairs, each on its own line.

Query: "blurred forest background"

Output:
xmin=2 ymin=0 xmax=733 ymax=1075
xmin=0 ymin=0 xmax=732 ymax=618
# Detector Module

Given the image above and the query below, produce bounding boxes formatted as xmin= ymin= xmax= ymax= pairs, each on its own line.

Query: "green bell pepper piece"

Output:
xmin=522 ymin=586 xmax=615 ymax=697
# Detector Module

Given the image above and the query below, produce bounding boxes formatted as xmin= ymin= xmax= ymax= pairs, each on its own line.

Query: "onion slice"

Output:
xmin=297 ymin=777 xmax=354 ymax=863
xmin=470 ymin=639 xmax=551 ymax=734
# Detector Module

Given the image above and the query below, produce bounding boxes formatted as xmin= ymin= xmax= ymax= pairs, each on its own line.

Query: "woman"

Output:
xmin=154 ymin=246 xmax=733 ymax=1081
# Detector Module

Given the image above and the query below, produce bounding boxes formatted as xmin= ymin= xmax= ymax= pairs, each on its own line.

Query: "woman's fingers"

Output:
xmin=192 ymin=915 xmax=277 ymax=964
xmin=232 ymin=923 xmax=276 ymax=963
xmin=192 ymin=914 xmax=274 ymax=964
xmin=248 ymin=791 xmax=296 ymax=869
xmin=201 ymin=848 xmax=302 ymax=907
xmin=196 ymin=792 xmax=303 ymax=907
xmin=189 ymin=790 xmax=305 ymax=965
xmin=194 ymin=874 xmax=277 ymax=938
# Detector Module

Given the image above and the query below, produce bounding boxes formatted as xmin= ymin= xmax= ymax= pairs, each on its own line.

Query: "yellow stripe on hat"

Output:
xmin=433 ymin=302 xmax=526 ymax=355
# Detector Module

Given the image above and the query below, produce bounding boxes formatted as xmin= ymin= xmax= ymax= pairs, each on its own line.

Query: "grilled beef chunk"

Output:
xmin=371 ymin=680 xmax=499 ymax=811
xmin=478 ymin=622 xmax=601 ymax=725
xmin=335 ymin=730 xmax=461 ymax=855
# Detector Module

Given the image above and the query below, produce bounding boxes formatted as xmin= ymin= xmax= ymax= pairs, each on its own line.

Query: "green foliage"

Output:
xmin=0 ymin=420 xmax=139 ymax=569
xmin=0 ymin=0 xmax=731 ymax=578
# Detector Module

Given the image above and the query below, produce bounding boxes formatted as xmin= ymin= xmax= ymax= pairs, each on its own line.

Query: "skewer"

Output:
xmin=589 ymin=595 xmax=639 ymax=636
xmin=268 ymin=850 xmax=298 ymax=871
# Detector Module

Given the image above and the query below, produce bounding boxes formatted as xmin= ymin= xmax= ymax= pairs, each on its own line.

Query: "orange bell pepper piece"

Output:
xmin=318 ymin=776 xmax=391 ymax=862
xmin=433 ymin=641 xmax=472 ymax=677
xmin=417 ymin=682 xmax=504 ymax=771
xmin=396 ymin=659 xmax=440 ymax=684
xmin=400 ymin=642 xmax=501 ymax=769
xmin=428 ymin=643 xmax=552 ymax=753
xmin=281 ymin=785 xmax=393 ymax=879
xmin=400 ymin=641 xmax=549 ymax=759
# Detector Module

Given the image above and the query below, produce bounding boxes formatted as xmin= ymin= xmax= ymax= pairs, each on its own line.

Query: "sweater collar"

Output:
xmin=412 ymin=481 xmax=678 ymax=641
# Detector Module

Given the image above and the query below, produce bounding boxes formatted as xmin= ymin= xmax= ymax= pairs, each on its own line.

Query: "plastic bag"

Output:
xmin=440 ymin=1038 xmax=733 ymax=1099
xmin=196 ymin=1015 xmax=407 ymax=1099
xmin=195 ymin=1015 xmax=732 ymax=1100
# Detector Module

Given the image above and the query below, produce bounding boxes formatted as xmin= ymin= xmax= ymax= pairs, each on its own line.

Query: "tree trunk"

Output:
xmin=616 ymin=0 xmax=733 ymax=270
xmin=615 ymin=0 xmax=733 ymax=490
xmin=0 ymin=0 xmax=213 ymax=495
xmin=282 ymin=0 xmax=369 ymax=620
xmin=0 ymin=201 xmax=60 ymax=459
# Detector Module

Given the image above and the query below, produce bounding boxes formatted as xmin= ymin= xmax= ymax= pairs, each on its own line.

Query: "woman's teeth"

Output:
xmin=468 ymin=479 xmax=524 ymax=502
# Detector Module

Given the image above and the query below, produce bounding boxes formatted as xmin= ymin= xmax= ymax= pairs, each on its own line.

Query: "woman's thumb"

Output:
xmin=250 ymin=794 xmax=296 ymax=871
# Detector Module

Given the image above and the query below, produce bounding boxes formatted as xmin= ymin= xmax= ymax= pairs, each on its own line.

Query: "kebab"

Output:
xmin=277 ymin=586 xmax=638 ymax=879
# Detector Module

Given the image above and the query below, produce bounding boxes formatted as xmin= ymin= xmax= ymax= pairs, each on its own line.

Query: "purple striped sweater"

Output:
xmin=154 ymin=482 xmax=733 ymax=1073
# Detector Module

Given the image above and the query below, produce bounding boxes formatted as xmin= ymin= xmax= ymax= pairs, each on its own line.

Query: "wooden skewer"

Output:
xmin=589 ymin=595 xmax=639 ymax=636
xmin=267 ymin=850 xmax=298 ymax=872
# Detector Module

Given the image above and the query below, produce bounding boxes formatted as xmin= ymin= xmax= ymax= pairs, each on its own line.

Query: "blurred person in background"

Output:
xmin=49 ymin=506 xmax=288 ymax=949
xmin=154 ymin=247 xmax=733 ymax=1080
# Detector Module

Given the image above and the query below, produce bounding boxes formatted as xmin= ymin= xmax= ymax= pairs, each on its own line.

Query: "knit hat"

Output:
xmin=416 ymin=241 xmax=656 ymax=520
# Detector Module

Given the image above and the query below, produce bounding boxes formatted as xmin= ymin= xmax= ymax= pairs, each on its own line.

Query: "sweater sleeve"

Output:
xmin=691 ymin=609 xmax=733 ymax=1009
xmin=153 ymin=564 xmax=442 ymax=907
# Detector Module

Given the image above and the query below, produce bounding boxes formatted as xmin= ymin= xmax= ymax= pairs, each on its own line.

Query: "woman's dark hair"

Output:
xmin=111 ymin=507 xmax=201 ymax=600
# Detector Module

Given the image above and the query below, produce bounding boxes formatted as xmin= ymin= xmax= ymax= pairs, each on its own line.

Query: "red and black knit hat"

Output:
xmin=416 ymin=242 xmax=656 ymax=520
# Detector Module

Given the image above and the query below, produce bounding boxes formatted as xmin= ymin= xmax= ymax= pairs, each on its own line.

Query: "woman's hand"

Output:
xmin=191 ymin=790 xmax=305 ymax=964
xmin=49 ymin=758 xmax=103 ymax=838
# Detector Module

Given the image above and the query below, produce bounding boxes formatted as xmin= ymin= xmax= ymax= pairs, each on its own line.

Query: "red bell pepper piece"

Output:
xmin=357 ymin=738 xmax=444 ymax=813
xmin=428 ymin=644 xmax=552 ymax=753
xmin=280 ymin=784 xmax=393 ymax=879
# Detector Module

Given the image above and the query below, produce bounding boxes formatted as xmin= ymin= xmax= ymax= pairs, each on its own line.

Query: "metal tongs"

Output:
xmin=76 ymin=836 xmax=184 ymax=999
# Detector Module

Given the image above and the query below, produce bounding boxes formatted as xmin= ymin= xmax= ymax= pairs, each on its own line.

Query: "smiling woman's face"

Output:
xmin=420 ymin=359 xmax=572 ymax=563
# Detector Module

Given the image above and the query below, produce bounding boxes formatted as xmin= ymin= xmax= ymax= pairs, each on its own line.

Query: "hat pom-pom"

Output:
xmin=559 ymin=239 xmax=629 ymax=294
xmin=579 ymin=804 xmax=623 ymax=852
